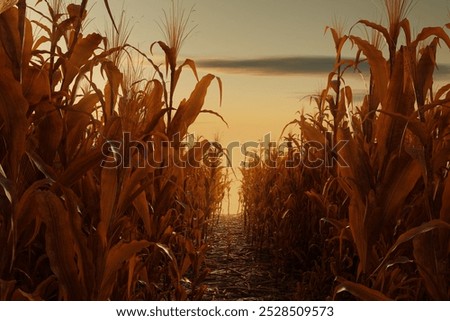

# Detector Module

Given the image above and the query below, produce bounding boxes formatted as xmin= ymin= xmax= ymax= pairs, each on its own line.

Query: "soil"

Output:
xmin=203 ymin=213 xmax=300 ymax=300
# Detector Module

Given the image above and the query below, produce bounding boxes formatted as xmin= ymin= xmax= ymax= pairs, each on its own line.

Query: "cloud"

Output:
xmin=197 ymin=56 xmax=364 ymax=75
xmin=435 ymin=65 xmax=450 ymax=80
xmin=197 ymin=55 xmax=450 ymax=77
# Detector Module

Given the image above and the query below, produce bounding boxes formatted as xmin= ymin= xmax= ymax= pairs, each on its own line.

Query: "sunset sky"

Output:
xmin=86 ymin=0 xmax=450 ymax=212
xmin=88 ymin=0 xmax=450 ymax=144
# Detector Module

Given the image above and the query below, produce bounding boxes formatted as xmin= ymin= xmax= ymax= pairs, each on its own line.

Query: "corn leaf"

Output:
xmin=98 ymin=166 xmax=118 ymax=247
xmin=102 ymin=60 xmax=122 ymax=120
xmin=38 ymin=191 xmax=85 ymax=299
xmin=35 ymin=101 xmax=63 ymax=165
xmin=373 ymin=219 xmax=450 ymax=276
xmin=65 ymin=93 xmax=99 ymax=159
xmin=99 ymin=240 xmax=150 ymax=300
xmin=414 ymin=38 xmax=438 ymax=107
xmin=350 ymin=36 xmax=388 ymax=104
xmin=150 ymin=40 xmax=172 ymax=75
xmin=61 ymin=33 xmax=103 ymax=91
xmin=132 ymin=189 xmax=153 ymax=237
xmin=413 ymin=233 xmax=448 ymax=300
xmin=0 ymin=67 xmax=28 ymax=182
xmin=57 ymin=149 xmax=104 ymax=187
xmin=335 ymin=277 xmax=391 ymax=300
xmin=412 ymin=26 xmax=450 ymax=49
xmin=22 ymin=66 xmax=51 ymax=106
xmin=169 ymin=74 xmax=217 ymax=140
xmin=380 ymin=155 xmax=422 ymax=221
xmin=376 ymin=48 xmax=415 ymax=172
xmin=356 ymin=19 xmax=392 ymax=50
xmin=173 ymin=58 xmax=199 ymax=90
xmin=0 ymin=6 xmax=32 ymax=80
xmin=142 ymin=80 xmax=165 ymax=128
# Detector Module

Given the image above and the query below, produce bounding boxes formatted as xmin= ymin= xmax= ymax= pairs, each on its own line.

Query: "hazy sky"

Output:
xmin=86 ymin=0 xmax=450 ymax=211
xmin=87 ymin=0 xmax=450 ymax=143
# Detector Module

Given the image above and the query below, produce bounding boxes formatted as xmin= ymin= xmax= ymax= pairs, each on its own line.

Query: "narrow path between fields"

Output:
xmin=203 ymin=214 xmax=299 ymax=300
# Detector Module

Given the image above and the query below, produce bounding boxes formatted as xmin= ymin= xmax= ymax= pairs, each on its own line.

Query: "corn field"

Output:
xmin=0 ymin=0 xmax=228 ymax=300
xmin=241 ymin=0 xmax=450 ymax=300
xmin=1 ymin=0 xmax=449 ymax=302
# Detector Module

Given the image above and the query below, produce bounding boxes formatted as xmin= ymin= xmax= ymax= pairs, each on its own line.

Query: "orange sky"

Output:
xmin=85 ymin=0 xmax=450 ymax=144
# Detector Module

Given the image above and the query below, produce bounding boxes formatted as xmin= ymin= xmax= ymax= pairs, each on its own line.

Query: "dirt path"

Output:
xmin=203 ymin=214 xmax=299 ymax=300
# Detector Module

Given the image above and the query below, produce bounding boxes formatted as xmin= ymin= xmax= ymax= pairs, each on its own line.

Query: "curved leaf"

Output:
xmin=99 ymin=240 xmax=150 ymax=300
xmin=102 ymin=60 xmax=122 ymax=120
xmin=334 ymin=277 xmax=391 ymax=300
xmin=350 ymin=35 xmax=388 ymax=105
xmin=38 ymin=191 xmax=85 ymax=299
xmin=168 ymin=74 xmax=217 ymax=140
xmin=65 ymin=93 xmax=99 ymax=159
xmin=61 ymin=33 xmax=103 ymax=91
xmin=57 ymin=149 xmax=104 ymax=187
xmin=150 ymin=40 xmax=172 ymax=74
xmin=356 ymin=19 xmax=392 ymax=49
xmin=372 ymin=219 xmax=450 ymax=276
xmin=412 ymin=26 xmax=450 ymax=49
xmin=173 ymin=58 xmax=199 ymax=90
xmin=199 ymin=109 xmax=228 ymax=127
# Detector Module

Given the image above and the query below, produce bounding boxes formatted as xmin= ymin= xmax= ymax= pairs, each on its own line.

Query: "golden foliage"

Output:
xmin=240 ymin=0 xmax=450 ymax=300
xmin=0 ymin=1 xmax=227 ymax=300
